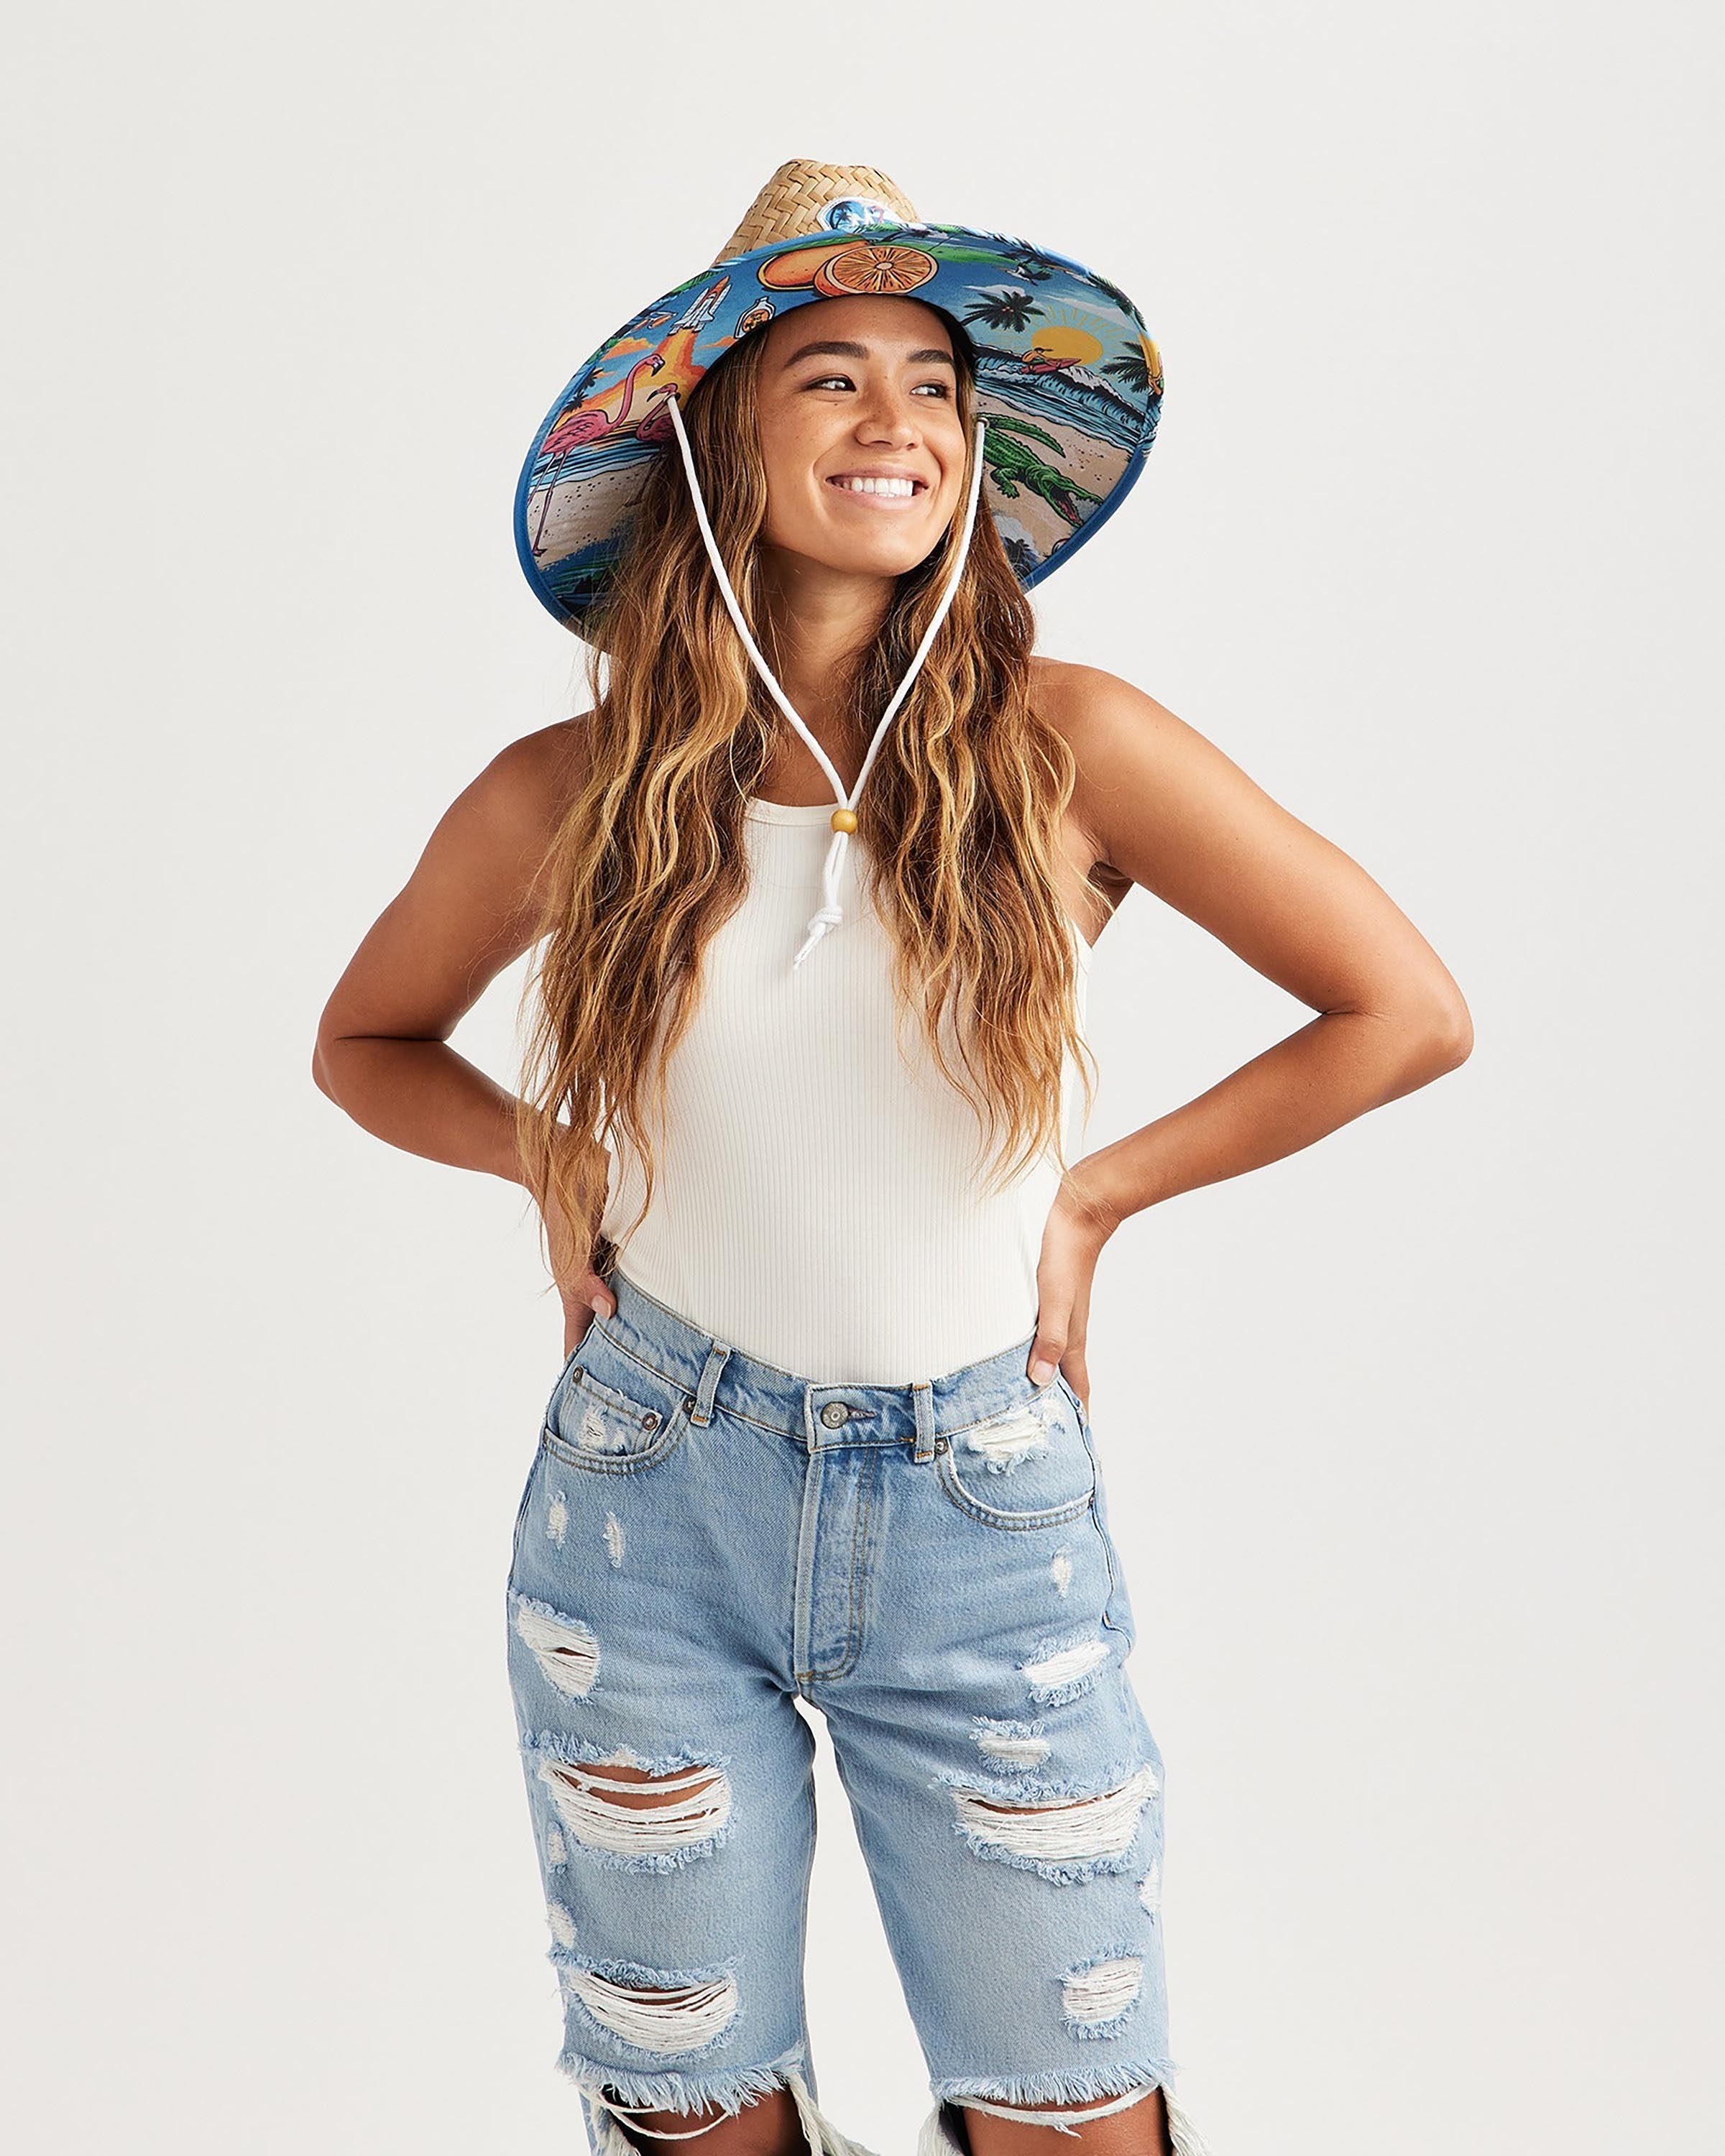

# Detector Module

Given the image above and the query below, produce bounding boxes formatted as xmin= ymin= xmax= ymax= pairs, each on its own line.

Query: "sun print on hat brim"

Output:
xmin=513 ymin=219 xmax=1164 ymax=640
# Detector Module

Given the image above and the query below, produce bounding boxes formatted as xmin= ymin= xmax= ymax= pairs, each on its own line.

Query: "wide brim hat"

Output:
xmin=515 ymin=159 xmax=1164 ymax=640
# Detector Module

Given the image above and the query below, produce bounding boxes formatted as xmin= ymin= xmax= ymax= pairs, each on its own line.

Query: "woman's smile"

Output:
xmin=824 ymin=468 xmax=931 ymax=508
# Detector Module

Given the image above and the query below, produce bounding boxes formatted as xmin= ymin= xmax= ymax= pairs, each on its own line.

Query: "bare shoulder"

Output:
xmin=1028 ymin=655 xmax=1197 ymax=926
xmin=1028 ymin=656 xmax=1472 ymax=1036
xmin=1028 ymin=654 xmax=1276 ymax=886
xmin=1029 ymin=653 xmax=1192 ymax=798
xmin=447 ymin=714 xmax=589 ymax=870
xmin=315 ymin=717 xmax=592 ymax=1049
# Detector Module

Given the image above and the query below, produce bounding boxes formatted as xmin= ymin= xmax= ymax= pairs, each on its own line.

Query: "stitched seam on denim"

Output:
xmin=1054 ymin=1369 xmax=1090 ymax=1431
xmin=720 ymin=1404 xmax=797 ymax=1453
xmin=720 ymin=1401 xmax=801 ymax=1437
xmin=836 ymin=1457 xmax=875 ymax=1676
xmin=584 ymin=1325 xmax=693 ymax=1403
xmin=509 ymin=1450 xmax=540 ymax=1574
xmin=594 ymin=1329 xmax=1065 ymax=1452
xmin=934 ymin=1453 xmax=1095 ymax=1530
xmin=597 ymin=1359 xmax=1064 ymax=1447
xmin=1075 ymin=1419 xmax=1124 ymax=1628
xmin=689 ymin=1398 xmax=916 ymax=1446
xmin=1095 ymin=1517 xmax=1124 ymax=1631
xmin=943 ymin=1395 xmax=1066 ymax=1444
xmin=574 ymin=1365 xmax=670 ymax=1423
xmin=802 ymin=1457 xmax=875 ymax=1680
xmin=791 ymin=1452 xmax=824 ymax=1690
xmin=540 ymin=1411 xmax=689 ymax=1476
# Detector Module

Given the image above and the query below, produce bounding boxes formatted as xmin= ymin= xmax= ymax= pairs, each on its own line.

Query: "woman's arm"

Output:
xmin=1029 ymin=660 xmax=1473 ymax=1393
xmin=310 ymin=720 xmax=580 ymax=1186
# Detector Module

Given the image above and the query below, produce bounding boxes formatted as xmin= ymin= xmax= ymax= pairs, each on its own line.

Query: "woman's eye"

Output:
xmin=803 ymin=375 xmax=949 ymax=397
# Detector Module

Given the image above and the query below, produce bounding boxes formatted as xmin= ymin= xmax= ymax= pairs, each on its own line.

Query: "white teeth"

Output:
xmin=835 ymin=476 xmax=918 ymax=497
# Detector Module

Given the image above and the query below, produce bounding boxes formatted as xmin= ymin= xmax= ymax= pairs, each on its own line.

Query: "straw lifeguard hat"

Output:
xmin=514 ymin=158 xmax=1164 ymax=639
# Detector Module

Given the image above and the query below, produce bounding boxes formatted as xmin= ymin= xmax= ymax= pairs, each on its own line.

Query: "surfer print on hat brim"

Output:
xmin=514 ymin=216 xmax=1164 ymax=639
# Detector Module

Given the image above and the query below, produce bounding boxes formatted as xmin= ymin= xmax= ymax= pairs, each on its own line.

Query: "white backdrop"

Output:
xmin=4 ymin=4 xmax=1719 ymax=2152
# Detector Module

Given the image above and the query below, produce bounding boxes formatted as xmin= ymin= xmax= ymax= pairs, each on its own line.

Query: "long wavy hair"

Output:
xmin=512 ymin=319 xmax=1098 ymax=1284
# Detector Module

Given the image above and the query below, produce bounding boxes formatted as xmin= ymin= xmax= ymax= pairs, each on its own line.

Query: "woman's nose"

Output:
xmin=854 ymin=390 xmax=920 ymax=446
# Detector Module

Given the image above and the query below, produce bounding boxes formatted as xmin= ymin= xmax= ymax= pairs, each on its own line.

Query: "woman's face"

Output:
xmin=751 ymin=295 xmax=970 ymax=584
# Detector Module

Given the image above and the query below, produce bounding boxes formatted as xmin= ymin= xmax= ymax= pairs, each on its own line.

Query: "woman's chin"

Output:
xmin=764 ymin=524 xmax=942 ymax=586
xmin=816 ymin=530 xmax=941 ymax=583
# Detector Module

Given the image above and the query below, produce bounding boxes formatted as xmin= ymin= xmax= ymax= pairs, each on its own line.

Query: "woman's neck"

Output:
xmin=757 ymin=546 xmax=893 ymax=773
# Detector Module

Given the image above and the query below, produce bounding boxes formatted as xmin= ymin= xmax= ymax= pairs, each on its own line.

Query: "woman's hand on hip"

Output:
xmin=1027 ymin=1176 xmax=1121 ymax=1409
xmin=540 ymin=1181 xmax=617 ymax=1355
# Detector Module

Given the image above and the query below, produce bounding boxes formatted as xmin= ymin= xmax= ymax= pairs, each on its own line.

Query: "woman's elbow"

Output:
xmin=1402 ymin=982 xmax=1474 ymax=1082
xmin=310 ymin=1008 xmax=349 ymax=1103
xmin=1438 ymin=994 xmax=1474 ymax=1070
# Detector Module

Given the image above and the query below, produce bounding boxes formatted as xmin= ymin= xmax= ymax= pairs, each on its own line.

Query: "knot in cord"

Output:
xmin=665 ymin=389 xmax=988 ymax=970
xmin=792 ymin=899 xmax=847 ymax=971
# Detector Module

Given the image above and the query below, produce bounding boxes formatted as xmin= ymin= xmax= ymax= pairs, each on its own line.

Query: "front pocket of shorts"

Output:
xmin=933 ymin=1390 xmax=1097 ymax=1529
xmin=541 ymin=1365 xmax=692 ymax=1475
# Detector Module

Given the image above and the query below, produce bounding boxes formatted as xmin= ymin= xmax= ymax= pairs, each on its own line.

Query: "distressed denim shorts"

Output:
xmin=505 ymin=1266 xmax=1208 ymax=2156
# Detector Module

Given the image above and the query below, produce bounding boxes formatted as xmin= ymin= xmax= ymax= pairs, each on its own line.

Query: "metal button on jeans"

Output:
xmin=819 ymin=1401 xmax=850 ymax=1428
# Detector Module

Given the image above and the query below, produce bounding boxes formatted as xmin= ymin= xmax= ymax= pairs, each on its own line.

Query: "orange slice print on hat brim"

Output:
xmin=811 ymin=243 xmax=937 ymax=297
xmin=757 ymin=244 xmax=851 ymax=290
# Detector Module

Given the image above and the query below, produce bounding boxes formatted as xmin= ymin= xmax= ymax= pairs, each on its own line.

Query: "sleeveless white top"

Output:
xmin=597 ymin=798 xmax=1093 ymax=1385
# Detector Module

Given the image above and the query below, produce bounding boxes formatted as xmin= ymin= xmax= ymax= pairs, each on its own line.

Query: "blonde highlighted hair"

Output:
xmin=513 ymin=323 xmax=1098 ymax=1281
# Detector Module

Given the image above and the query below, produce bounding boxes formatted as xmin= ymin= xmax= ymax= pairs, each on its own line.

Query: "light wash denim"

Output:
xmin=505 ymin=1266 xmax=1208 ymax=2156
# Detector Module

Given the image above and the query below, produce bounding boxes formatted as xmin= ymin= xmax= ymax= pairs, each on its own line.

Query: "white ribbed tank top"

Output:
xmin=597 ymin=798 xmax=1093 ymax=1385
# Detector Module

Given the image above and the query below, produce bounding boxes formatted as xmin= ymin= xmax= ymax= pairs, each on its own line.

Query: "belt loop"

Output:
xmin=689 ymin=1340 xmax=732 ymax=1427
xmin=911 ymin=1378 xmax=936 ymax=1463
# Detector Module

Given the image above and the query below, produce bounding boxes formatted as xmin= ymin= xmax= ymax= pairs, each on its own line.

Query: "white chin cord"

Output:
xmin=665 ymin=391 xmax=988 ymax=970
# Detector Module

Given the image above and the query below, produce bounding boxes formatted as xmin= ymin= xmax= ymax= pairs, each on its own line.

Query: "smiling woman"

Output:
xmin=314 ymin=156 xmax=1468 ymax=2156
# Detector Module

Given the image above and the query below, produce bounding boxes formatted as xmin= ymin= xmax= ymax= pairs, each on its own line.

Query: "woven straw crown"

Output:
xmin=712 ymin=160 xmax=921 ymax=264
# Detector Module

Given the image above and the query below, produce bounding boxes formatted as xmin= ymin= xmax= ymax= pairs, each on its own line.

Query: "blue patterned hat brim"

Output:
xmin=515 ymin=219 xmax=1164 ymax=638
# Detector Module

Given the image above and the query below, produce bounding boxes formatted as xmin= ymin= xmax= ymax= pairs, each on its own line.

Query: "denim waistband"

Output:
xmin=591 ymin=1265 xmax=1051 ymax=1455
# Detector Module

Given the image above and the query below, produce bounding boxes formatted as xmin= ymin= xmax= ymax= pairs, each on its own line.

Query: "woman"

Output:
xmin=313 ymin=163 xmax=1471 ymax=2156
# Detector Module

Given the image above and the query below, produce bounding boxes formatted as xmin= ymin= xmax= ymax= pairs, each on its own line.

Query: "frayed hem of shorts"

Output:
xmin=934 ymin=2058 xmax=1177 ymax=2109
xmin=569 ymin=2047 xmax=884 ymax=2156
xmin=561 ymin=2043 xmax=806 ymax=2115
xmin=926 ymin=2064 xmax=1211 ymax=2155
